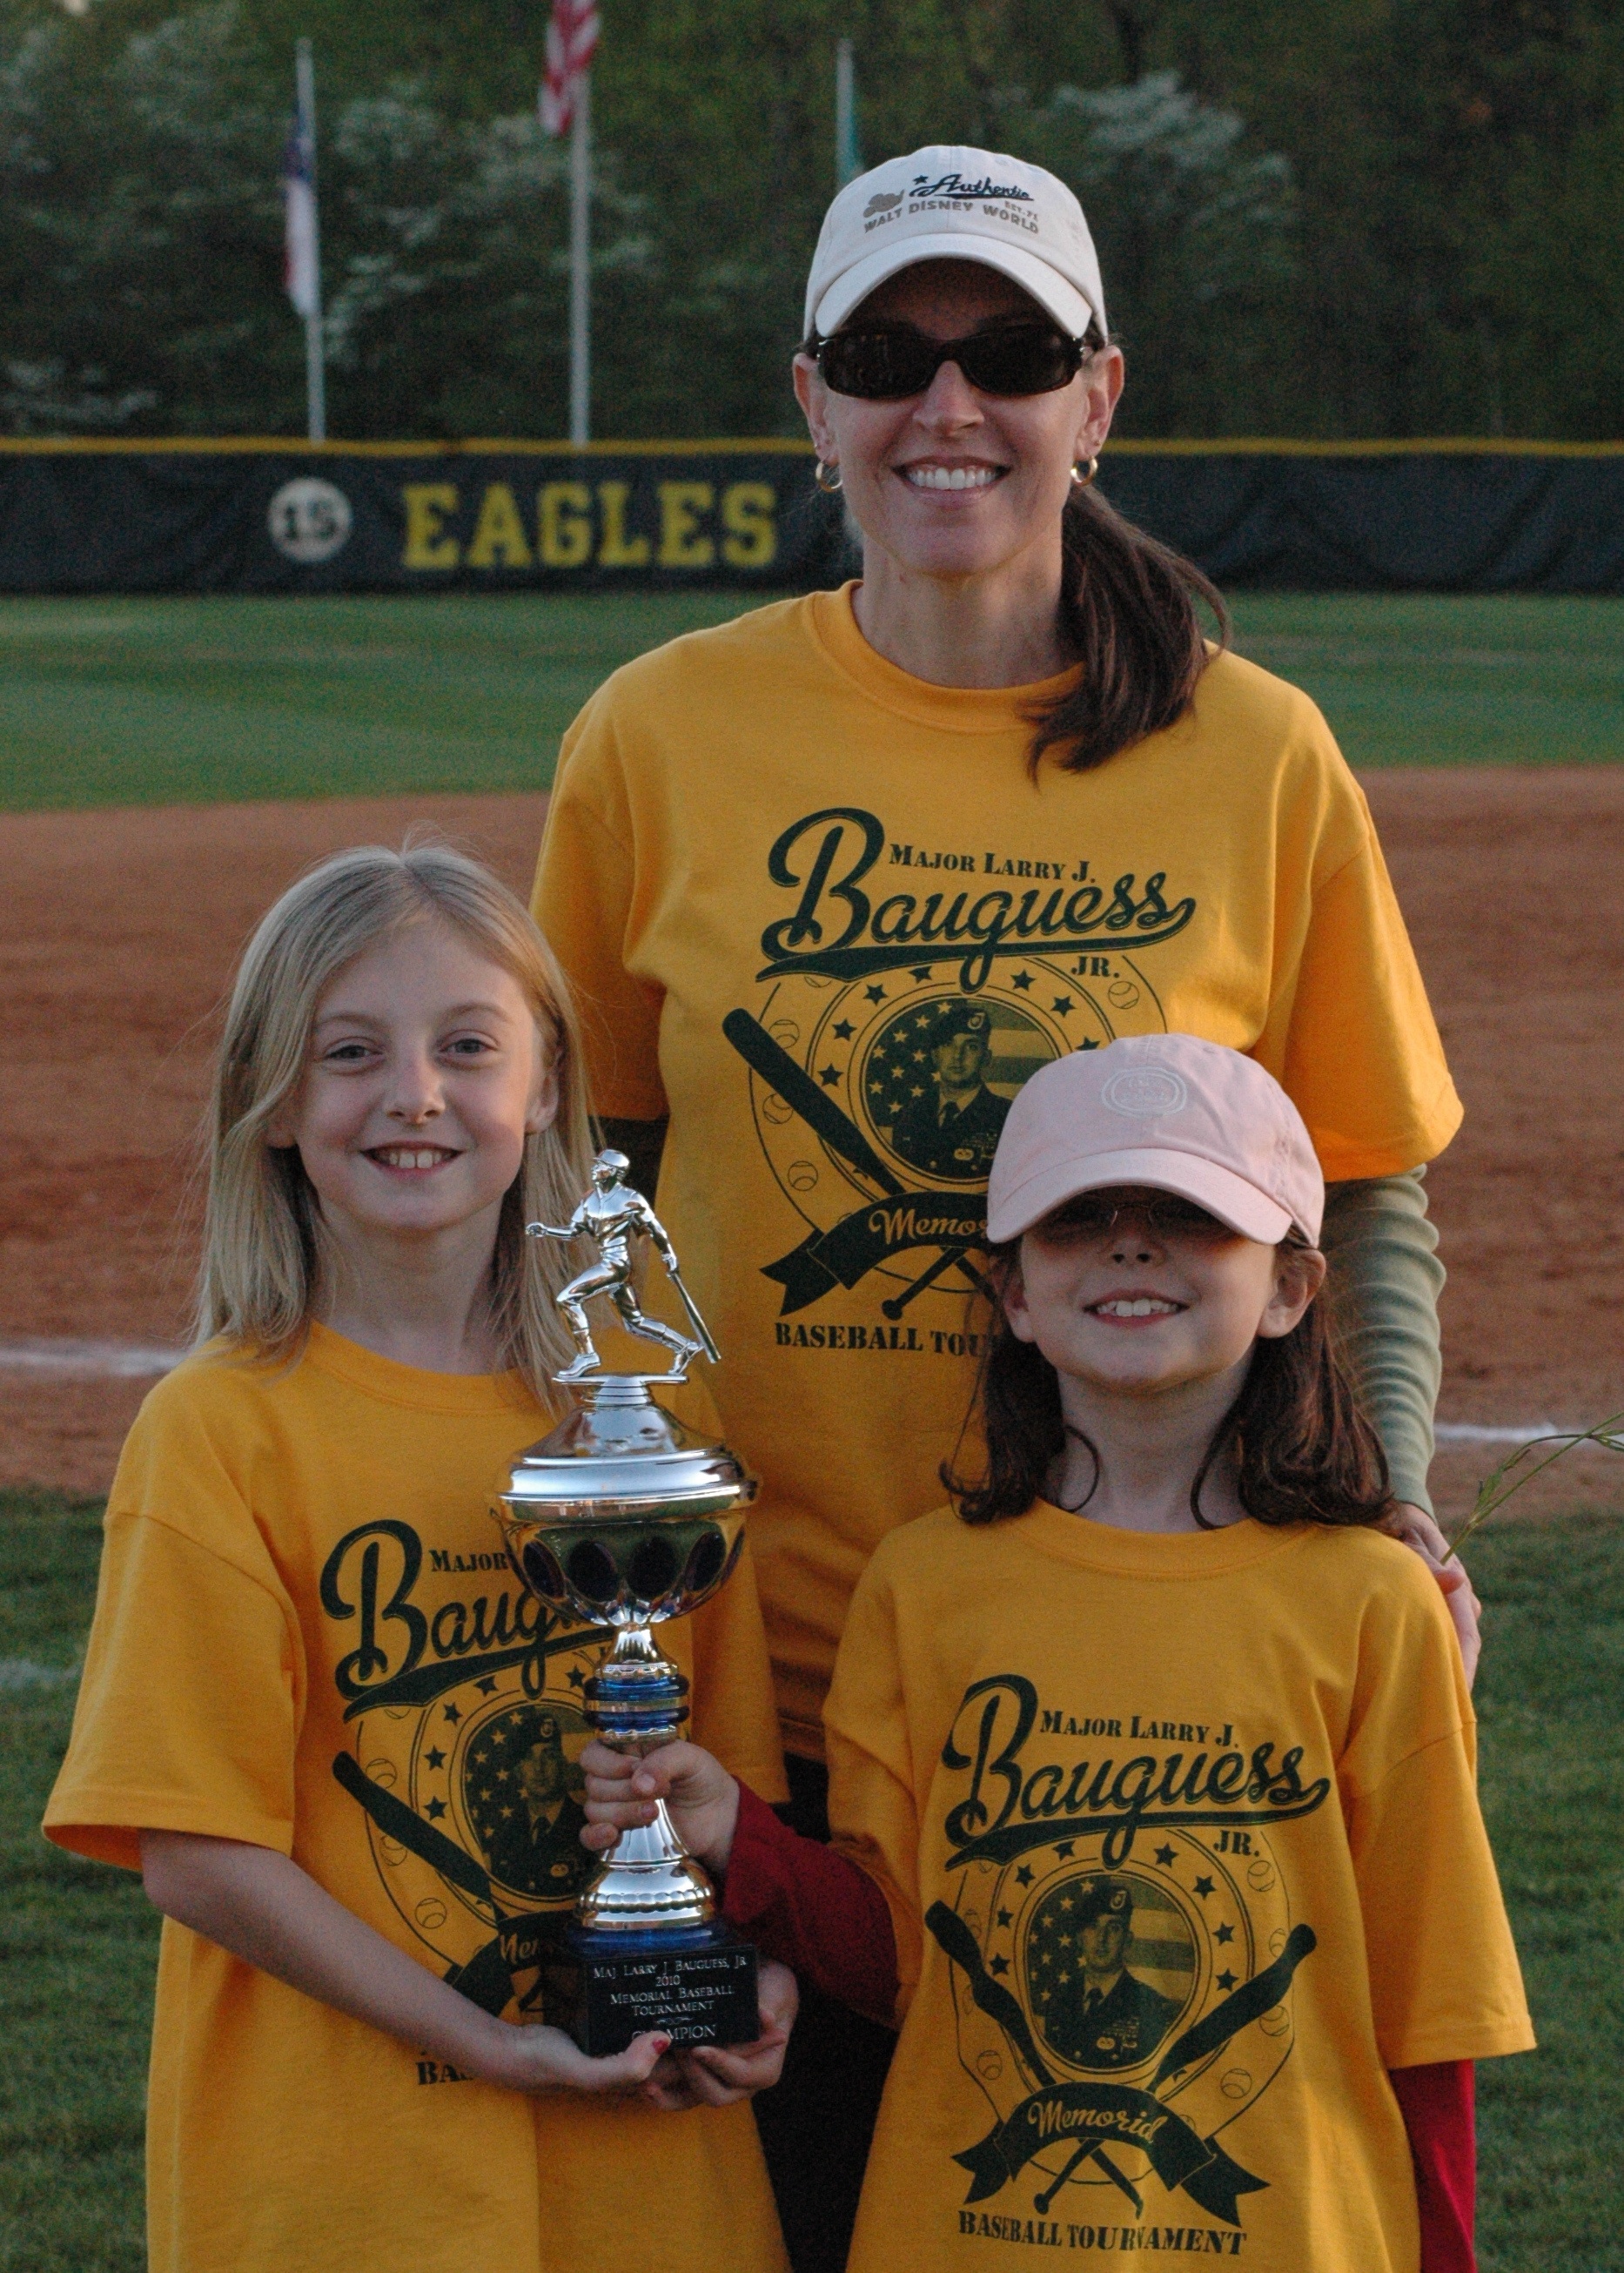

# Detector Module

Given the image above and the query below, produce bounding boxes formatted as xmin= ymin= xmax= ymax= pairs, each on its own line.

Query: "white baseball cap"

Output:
xmin=985 ymin=1035 xmax=1325 ymax=1247
xmin=803 ymin=145 xmax=1108 ymax=343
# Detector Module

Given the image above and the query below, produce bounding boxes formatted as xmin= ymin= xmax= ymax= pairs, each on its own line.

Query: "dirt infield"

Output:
xmin=2 ymin=772 xmax=1621 ymax=1521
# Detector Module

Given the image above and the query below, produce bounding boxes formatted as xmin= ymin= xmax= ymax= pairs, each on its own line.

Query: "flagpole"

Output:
xmin=568 ymin=68 xmax=590 ymax=447
xmin=835 ymin=38 xmax=860 ymax=187
xmin=295 ymin=38 xmax=326 ymax=445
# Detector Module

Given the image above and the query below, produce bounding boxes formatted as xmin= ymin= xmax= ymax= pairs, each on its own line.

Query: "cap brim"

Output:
xmin=987 ymin=1149 xmax=1295 ymax=1246
xmin=812 ymin=235 xmax=1097 ymax=340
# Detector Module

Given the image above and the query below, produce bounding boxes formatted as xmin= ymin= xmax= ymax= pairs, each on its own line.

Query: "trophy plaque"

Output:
xmin=492 ymin=1151 xmax=761 ymax=2056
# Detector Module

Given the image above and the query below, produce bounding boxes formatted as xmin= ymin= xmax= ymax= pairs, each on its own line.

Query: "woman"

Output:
xmin=533 ymin=144 xmax=1475 ymax=2270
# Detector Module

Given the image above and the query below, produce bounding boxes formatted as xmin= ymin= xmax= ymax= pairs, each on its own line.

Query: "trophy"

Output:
xmin=491 ymin=1150 xmax=761 ymax=2055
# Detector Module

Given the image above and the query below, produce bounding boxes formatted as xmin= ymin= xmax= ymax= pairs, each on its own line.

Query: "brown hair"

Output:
xmin=197 ymin=839 xmax=597 ymax=1406
xmin=803 ymin=320 xmax=1230 ymax=775
xmin=1030 ymin=481 xmax=1230 ymax=777
xmin=944 ymin=1234 xmax=1394 ymax=1530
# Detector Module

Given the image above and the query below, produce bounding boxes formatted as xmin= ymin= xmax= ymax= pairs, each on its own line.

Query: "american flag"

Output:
xmin=282 ymin=120 xmax=319 ymax=318
xmin=540 ymin=0 xmax=600 ymax=137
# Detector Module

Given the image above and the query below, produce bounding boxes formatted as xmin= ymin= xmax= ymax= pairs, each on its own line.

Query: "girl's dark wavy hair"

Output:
xmin=944 ymin=1232 xmax=1395 ymax=1530
xmin=802 ymin=322 xmax=1230 ymax=775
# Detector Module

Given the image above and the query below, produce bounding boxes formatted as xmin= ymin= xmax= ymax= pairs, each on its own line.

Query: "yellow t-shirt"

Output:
xmin=823 ymin=1504 xmax=1533 ymax=2273
xmin=532 ymin=587 xmax=1461 ymax=1755
xmin=44 ymin=1325 xmax=789 ymax=2273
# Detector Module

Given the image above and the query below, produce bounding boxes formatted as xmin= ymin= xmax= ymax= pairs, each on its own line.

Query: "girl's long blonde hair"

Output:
xmin=197 ymin=839 xmax=596 ymax=1406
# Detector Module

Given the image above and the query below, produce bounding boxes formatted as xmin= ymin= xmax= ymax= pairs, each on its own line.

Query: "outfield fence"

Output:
xmin=2 ymin=436 xmax=1621 ymax=595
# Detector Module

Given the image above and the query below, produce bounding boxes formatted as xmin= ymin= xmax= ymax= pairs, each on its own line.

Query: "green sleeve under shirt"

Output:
xmin=1319 ymin=1168 xmax=1444 ymax=1515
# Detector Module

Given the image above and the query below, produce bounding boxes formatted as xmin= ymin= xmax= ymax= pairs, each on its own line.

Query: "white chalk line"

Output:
xmin=0 ymin=1336 xmax=185 ymax=1377
xmin=1434 ymin=1422 xmax=1569 ymax=1444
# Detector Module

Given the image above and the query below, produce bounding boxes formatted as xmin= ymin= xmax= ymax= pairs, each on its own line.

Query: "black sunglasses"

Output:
xmin=815 ymin=322 xmax=1087 ymax=400
xmin=1037 ymin=1193 xmax=1237 ymax=1244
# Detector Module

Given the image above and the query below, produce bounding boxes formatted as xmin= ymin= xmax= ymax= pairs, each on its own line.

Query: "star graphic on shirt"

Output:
xmin=1054 ymin=1841 xmax=1075 ymax=1859
xmin=1155 ymin=1844 xmax=1177 ymax=1866
xmin=444 ymin=1704 xmax=462 ymax=1725
xmin=426 ymin=1747 xmax=446 ymax=1771
xmin=1192 ymin=1875 xmax=1215 ymax=1898
xmin=1016 ymin=1865 xmax=1035 ymax=1886
xmin=819 ymin=1064 xmax=841 ymax=1086
xmin=997 ymin=1908 xmax=1012 ymax=1928
xmin=1051 ymin=995 xmax=1074 ymax=1016
xmin=832 ymin=1020 xmax=855 ymax=1041
xmin=425 ymin=1798 xmax=447 ymax=1821
xmin=865 ymin=984 xmax=887 ymax=1003
xmin=990 ymin=1954 xmax=1010 ymax=1976
xmin=567 ymin=1665 xmax=586 ymax=1689
xmin=475 ymin=1677 xmax=498 ymax=1695
xmin=909 ymin=965 xmax=933 ymax=982
xmin=1216 ymin=1970 xmax=1238 ymax=1992
xmin=1215 ymin=1922 xmax=1235 ymax=1944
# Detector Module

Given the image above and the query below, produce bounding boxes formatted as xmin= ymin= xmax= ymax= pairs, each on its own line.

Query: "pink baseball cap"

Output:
xmin=986 ymin=1034 xmax=1324 ymax=1247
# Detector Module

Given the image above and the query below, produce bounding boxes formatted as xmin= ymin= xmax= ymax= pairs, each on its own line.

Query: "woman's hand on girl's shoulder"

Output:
xmin=640 ymin=1960 xmax=801 ymax=2112
xmin=1381 ymin=1502 xmax=1482 ymax=1688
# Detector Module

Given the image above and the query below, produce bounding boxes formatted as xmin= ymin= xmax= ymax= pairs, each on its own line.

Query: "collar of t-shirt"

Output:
xmin=805 ymin=582 xmax=1081 ymax=734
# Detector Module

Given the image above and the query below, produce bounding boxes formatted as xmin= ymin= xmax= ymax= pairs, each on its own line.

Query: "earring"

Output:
xmin=814 ymin=459 xmax=843 ymax=494
xmin=1070 ymin=456 xmax=1099 ymax=487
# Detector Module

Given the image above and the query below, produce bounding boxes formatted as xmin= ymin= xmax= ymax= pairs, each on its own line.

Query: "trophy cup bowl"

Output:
xmin=493 ymin=1364 xmax=762 ymax=2054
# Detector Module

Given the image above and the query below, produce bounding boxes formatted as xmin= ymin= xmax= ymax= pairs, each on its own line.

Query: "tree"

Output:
xmin=995 ymin=72 xmax=1296 ymax=435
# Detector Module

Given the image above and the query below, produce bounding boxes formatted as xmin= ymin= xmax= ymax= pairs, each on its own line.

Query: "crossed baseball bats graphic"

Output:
xmin=722 ymin=1008 xmax=989 ymax=1318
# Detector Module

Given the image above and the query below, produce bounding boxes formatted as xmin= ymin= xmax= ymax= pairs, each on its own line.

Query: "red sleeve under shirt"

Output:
xmin=721 ymin=1779 xmax=1476 ymax=2270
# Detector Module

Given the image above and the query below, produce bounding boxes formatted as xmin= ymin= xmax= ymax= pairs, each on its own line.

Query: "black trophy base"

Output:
xmin=553 ymin=1920 xmax=760 ymax=2056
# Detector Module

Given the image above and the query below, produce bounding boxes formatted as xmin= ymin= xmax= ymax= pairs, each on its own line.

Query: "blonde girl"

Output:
xmin=45 ymin=843 xmax=793 ymax=2273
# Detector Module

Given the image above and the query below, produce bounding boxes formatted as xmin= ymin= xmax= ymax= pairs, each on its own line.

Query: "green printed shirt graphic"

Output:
xmin=533 ymin=586 xmax=1462 ymax=1746
xmin=823 ymin=1504 xmax=1533 ymax=2271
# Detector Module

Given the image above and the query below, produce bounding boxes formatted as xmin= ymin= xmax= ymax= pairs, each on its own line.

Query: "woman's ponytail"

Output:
xmin=1026 ymin=484 xmax=1231 ymax=777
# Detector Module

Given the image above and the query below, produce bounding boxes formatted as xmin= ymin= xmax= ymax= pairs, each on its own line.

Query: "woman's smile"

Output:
xmin=897 ymin=458 xmax=1005 ymax=494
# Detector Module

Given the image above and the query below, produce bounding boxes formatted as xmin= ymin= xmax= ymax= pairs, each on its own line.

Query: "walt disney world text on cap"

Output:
xmin=803 ymin=145 xmax=1108 ymax=342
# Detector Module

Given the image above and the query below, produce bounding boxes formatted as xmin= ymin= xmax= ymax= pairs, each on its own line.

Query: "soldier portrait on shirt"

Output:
xmin=466 ymin=1705 xmax=591 ymax=1900
xmin=883 ymin=1000 xmax=1014 ymax=1180
xmin=1030 ymin=1876 xmax=1186 ymax=2072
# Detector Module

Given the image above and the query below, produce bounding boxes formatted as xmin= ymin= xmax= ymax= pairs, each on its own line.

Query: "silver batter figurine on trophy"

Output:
xmin=528 ymin=1150 xmax=719 ymax=1381
xmin=489 ymin=1150 xmax=759 ymax=2055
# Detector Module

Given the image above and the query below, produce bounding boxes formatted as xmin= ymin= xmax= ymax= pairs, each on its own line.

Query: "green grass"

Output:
xmin=0 ymin=592 xmax=753 ymax=811
xmin=0 ymin=591 xmax=1617 ymax=813
xmin=1473 ymin=1512 xmax=1624 ymax=2270
xmin=0 ymin=1490 xmax=152 ymax=2273
xmin=2 ymin=1490 xmax=1620 ymax=2267
xmin=1228 ymin=593 xmax=1624 ymax=770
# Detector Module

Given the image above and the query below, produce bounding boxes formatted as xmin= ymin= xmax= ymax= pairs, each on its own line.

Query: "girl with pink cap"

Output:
xmin=582 ymin=1034 xmax=1531 ymax=2273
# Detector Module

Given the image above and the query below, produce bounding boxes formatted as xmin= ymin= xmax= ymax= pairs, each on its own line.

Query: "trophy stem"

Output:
xmin=579 ymin=1622 xmax=718 ymax=1931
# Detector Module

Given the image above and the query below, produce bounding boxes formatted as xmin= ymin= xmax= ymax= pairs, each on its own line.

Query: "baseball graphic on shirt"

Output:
xmin=941 ymin=1828 xmax=1301 ymax=2229
xmin=926 ymin=1671 xmax=1326 ymax=2236
xmin=732 ymin=802 xmax=1192 ymax=1322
